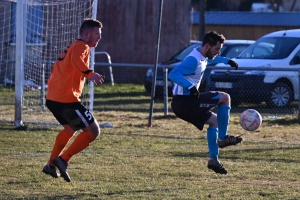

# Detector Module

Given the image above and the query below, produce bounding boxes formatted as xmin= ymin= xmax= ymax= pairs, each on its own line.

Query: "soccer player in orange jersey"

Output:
xmin=42 ymin=19 xmax=104 ymax=182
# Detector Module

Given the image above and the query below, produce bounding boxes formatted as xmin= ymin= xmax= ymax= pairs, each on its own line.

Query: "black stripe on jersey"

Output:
xmin=83 ymin=69 xmax=93 ymax=74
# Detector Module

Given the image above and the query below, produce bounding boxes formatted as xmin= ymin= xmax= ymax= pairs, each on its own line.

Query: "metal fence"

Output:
xmin=2 ymin=59 xmax=299 ymax=128
xmin=94 ymin=61 xmax=300 ymax=121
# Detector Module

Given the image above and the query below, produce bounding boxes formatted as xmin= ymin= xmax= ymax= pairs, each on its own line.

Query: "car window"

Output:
xmin=238 ymin=37 xmax=300 ymax=59
xmin=168 ymin=42 xmax=252 ymax=64
xmin=252 ymin=43 xmax=273 ymax=57
xmin=290 ymin=49 xmax=300 ymax=65
xmin=219 ymin=46 xmax=228 ymax=55
xmin=172 ymin=43 xmax=232 ymax=63
xmin=224 ymin=45 xmax=249 ymax=58
xmin=205 ymin=46 xmax=228 ymax=65
xmin=172 ymin=43 xmax=201 ymax=61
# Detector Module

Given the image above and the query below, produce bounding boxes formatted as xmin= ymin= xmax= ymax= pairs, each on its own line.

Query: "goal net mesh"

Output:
xmin=0 ymin=0 xmax=95 ymax=127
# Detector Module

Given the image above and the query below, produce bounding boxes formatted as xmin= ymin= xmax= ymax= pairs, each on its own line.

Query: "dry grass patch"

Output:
xmin=0 ymin=110 xmax=300 ymax=199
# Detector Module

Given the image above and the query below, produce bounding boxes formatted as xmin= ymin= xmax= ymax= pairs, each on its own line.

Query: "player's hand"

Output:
xmin=189 ymin=86 xmax=199 ymax=97
xmin=227 ymin=59 xmax=238 ymax=70
xmin=90 ymin=73 xmax=105 ymax=85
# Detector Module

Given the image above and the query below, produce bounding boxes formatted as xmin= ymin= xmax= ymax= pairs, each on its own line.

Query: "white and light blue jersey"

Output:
xmin=168 ymin=47 xmax=230 ymax=95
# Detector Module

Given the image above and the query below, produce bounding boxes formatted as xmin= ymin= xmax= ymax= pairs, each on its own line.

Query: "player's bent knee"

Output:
xmin=83 ymin=121 xmax=100 ymax=138
xmin=219 ymin=92 xmax=231 ymax=104
xmin=90 ymin=126 xmax=100 ymax=138
xmin=222 ymin=92 xmax=230 ymax=100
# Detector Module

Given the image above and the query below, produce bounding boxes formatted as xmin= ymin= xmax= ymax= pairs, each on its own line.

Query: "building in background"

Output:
xmin=190 ymin=12 xmax=300 ymax=41
xmin=94 ymin=0 xmax=190 ymax=83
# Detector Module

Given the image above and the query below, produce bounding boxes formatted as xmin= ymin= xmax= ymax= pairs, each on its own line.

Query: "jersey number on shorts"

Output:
xmin=85 ymin=110 xmax=92 ymax=121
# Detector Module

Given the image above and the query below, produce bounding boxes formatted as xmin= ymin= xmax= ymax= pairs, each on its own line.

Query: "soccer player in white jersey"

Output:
xmin=168 ymin=31 xmax=242 ymax=174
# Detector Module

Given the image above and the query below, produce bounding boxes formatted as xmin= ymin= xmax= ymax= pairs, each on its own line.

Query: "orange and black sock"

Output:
xmin=61 ymin=131 xmax=96 ymax=163
xmin=48 ymin=129 xmax=73 ymax=166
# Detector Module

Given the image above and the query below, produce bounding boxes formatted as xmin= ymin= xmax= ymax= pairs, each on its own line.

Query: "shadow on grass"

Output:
xmin=93 ymin=92 xmax=300 ymax=115
xmin=153 ymin=115 xmax=177 ymax=120
xmin=231 ymin=103 xmax=298 ymax=114
xmin=171 ymin=144 xmax=300 ymax=164
xmin=23 ymin=194 xmax=102 ymax=200
xmin=232 ymin=145 xmax=300 ymax=163
xmin=0 ymin=123 xmax=59 ymax=132
xmin=105 ymin=131 xmax=207 ymax=141
xmin=93 ymin=96 xmax=167 ymax=113
xmin=104 ymin=187 xmax=184 ymax=196
xmin=172 ymin=151 xmax=209 ymax=158
xmin=94 ymin=91 xmax=149 ymax=98
xmin=264 ymin=118 xmax=299 ymax=125
xmin=239 ymin=143 xmax=300 ymax=153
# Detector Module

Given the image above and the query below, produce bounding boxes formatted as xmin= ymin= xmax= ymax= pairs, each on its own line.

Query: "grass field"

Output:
xmin=1 ymin=84 xmax=300 ymax=199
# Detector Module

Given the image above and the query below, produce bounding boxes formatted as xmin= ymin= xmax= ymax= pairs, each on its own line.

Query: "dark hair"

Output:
xmin=79 ymin=18 xmax=103 ymax=36
xmin=202 ymin=31 xmax=225 ymax=46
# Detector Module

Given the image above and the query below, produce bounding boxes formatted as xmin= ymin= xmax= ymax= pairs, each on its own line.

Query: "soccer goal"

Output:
xmin=0 ymin=0 xmax=98 ymax=128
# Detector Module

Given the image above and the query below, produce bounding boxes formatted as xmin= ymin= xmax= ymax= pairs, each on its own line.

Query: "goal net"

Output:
xmin=0 ymin=0 xmax=97 ymax=128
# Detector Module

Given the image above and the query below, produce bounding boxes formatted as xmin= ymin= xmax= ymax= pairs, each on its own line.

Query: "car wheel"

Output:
xmin=267 ymin=83 xmax=292 ymax=108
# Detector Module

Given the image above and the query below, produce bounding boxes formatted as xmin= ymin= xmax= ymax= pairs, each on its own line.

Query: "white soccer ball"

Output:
xmin=240 ymin=109 xmax=262 ymax=131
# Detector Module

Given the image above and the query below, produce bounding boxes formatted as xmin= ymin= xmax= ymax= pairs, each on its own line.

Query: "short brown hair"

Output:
xmin=202 ymin=31 xmax=225 ymax=46
xmin=79 ymin=18 xmax=103 ymax=36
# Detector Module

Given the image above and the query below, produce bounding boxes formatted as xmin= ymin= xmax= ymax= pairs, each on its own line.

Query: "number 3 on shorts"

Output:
xmin=84 ymin=110 xmax=92 ymax=121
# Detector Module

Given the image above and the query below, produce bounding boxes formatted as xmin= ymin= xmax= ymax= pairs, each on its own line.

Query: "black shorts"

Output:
xmin=46 ymin=99 xmax=95 ymax=130
xmin=171 ymin=91 xmax=220 ymax=131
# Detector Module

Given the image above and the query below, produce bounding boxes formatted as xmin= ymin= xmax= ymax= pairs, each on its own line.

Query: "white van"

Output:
xmin=208 ymin=29 xmax=300 ymax=108
xmin=251 ymin=3 xmax=284 ymax=12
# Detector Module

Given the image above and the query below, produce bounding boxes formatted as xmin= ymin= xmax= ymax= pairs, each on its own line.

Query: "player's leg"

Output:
xmin=216 ymin=92 xmax=230 ymax=140
xmin=60 ymin=120 xmax=100 ymax=163
xmin=207 ymin=127 xmax=218 ymax=160
xmin=216 ymin=92 xmax=243 ymax=148
xmin=42 ymin=129 xmax=74 ymax=178
xmin=191 ymin=91 xmax=229 ymax=174
xmin=205 ymin=114 xmax=218 ymax=160
xmin=171 ymin=93 xmax=227 ymax=174
xmin=205 ymin=113 xmax=227 ymax=174
xmin=42 ymin=100 xmax=75 ymax=178
xmin=53 ymin=103 xmax=100 ymax=182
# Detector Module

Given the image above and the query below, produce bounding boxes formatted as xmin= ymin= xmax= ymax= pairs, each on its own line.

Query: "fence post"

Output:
xmin=298 ymin=70 xmax=300 ymax=124
xmin=41 ymin=64 xmax=45 ymax=110
xmin=14 ymin=0 xmax=26 ymax=128
xmin=163 ymin=67 xmax=168 ymax=115
xmin=94 ymin=52 xmax=114 ymax=86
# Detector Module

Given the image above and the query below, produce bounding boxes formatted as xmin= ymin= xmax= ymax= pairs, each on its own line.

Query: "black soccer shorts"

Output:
xmin=46 ymin=99 xmax=95 ymax=130
xmin=171 ymin=91 xmax=220 ymax=131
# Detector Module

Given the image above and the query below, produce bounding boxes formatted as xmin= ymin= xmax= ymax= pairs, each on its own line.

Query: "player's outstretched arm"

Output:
xmin=212 ymin=56 xmax=238 ymax=70
xmin=90 ymin=73 xmax=105 ymax=85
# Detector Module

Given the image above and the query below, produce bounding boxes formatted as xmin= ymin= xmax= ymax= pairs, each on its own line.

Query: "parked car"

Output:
xmin=207 ymin=29 xmax=300 ymax=108
xmin=144 ymin=40 xmax=255 ymax=97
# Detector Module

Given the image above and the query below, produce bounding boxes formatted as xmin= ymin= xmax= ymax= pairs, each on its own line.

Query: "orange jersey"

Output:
xmin=46 ymin=39 xmax=95 ymax=103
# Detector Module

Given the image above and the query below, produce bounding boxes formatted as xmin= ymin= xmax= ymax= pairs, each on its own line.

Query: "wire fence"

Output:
xmin=1 ymin=59 xmax=300 ymax=128
xmin=95 ymin=61 xmax=300 ymax=121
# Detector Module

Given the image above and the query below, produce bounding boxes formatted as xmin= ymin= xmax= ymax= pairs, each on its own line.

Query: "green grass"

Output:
xmin=1 ymin=84 xmax=300 ymax=199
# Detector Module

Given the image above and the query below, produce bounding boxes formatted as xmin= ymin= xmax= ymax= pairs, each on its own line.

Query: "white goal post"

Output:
xmin=0 ymin=0 xmax=98 ymax=128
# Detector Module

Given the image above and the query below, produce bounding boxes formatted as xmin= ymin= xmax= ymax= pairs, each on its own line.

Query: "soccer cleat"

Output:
xmin=42 ymin=163 xmax=60 ymax=178
xmin=207 ymin=159 xmax=227 ymax=174
xmin=218 ymin=135 xmax=243 ymax=148
xmin=53 ymin=156 xmax=71 ymax=182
